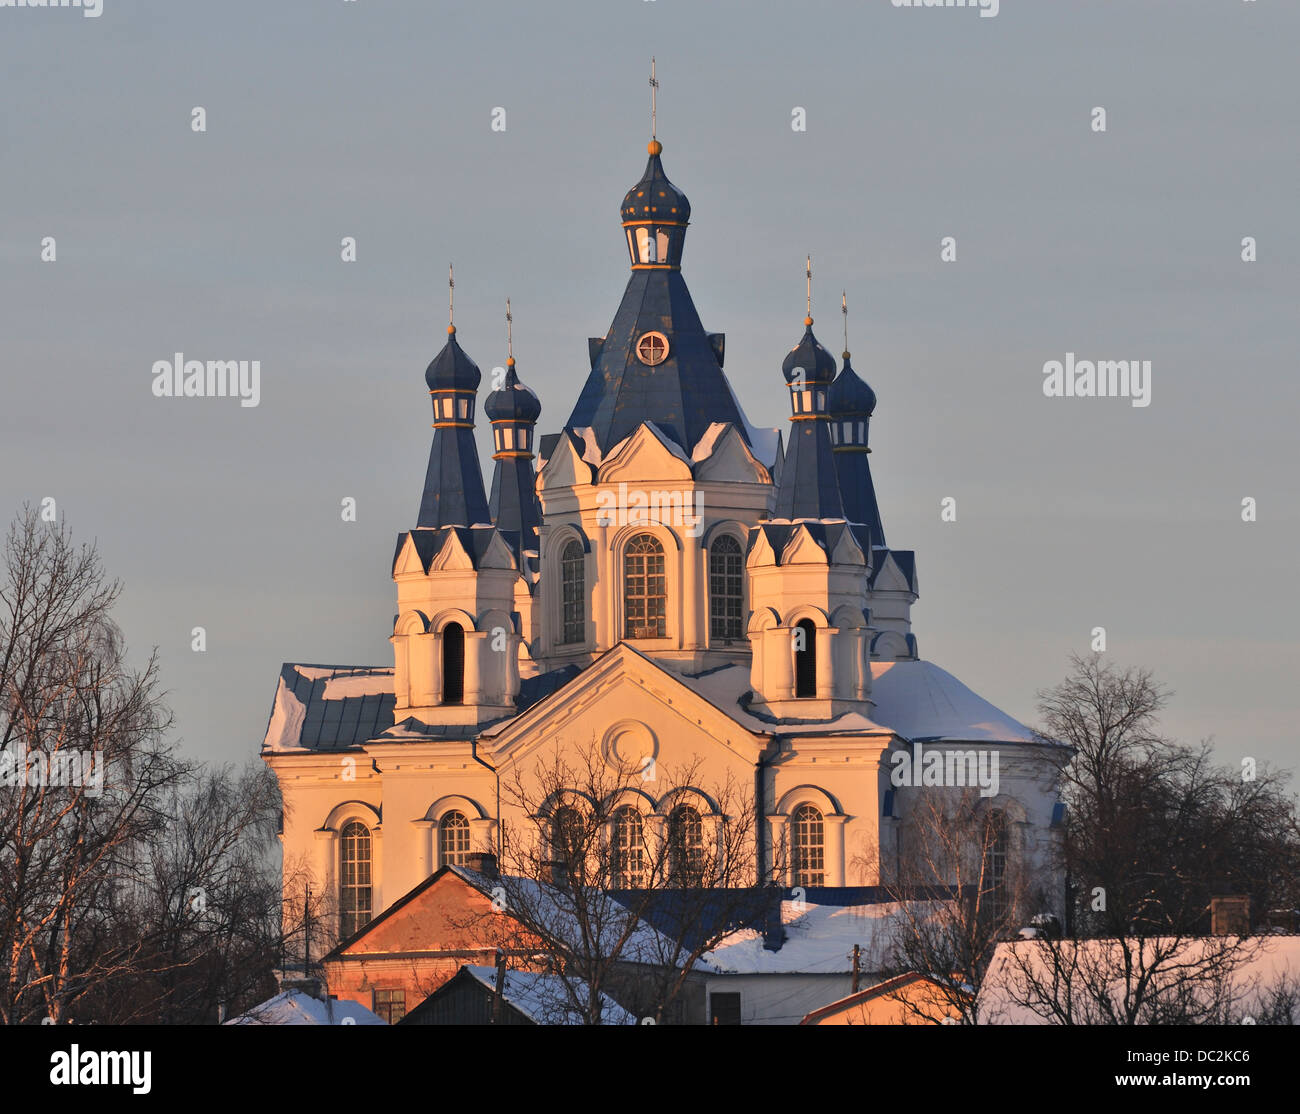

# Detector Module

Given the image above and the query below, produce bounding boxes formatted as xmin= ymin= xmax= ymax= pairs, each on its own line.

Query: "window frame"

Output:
xmin=338 ymin=820 xmax=372 ymax=940
xmin=791 ymin=804 xmax=825 ymax=888
xmin=623 ymin=533 xmax=667 ymax=640
xmin=708 ymin=534 xmax=745 ymax=643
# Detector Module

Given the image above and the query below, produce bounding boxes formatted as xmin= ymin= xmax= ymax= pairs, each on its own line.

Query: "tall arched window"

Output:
xmin=709 ymin=535 xmax=744 ymax=642
xmin=339 ymin=821 xmax=372 ymax=939
xmin=442 ymin=622 xmax=464 ymax=704
xmin=668 ymin=805 xmax=705 ymax=887
xmin=794 ymin=618 xmax=817 ymax=697
xmin=610 ymin=806 xmax=646 ymax=887
xmin=983 ymin=810 xmax=1009 ymax=924
xmin=624 ymin=534 xmax=666 ymax=639
xmin=791 ymin=804 xmax=824 ymax=887
xmin=560 ymin=540 xmax=586 ymax=645
xmin=439 ymin=810 xmax=470 ymax=867
xmin=551 ymin=805 xmax=585 ymax=882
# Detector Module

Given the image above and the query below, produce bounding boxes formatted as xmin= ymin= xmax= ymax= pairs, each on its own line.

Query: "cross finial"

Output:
xmin=805 ymin=254 xmax=813 ymax=324
xmin=842 ymin=290 xmax=849 ymax=358
xmin=447 ymin=263 xmax=455 ymax=332
xmin=505 ymin=298 xmax=514 ymax=364
xmin=650 ymin=57 xmax=658 ymax=141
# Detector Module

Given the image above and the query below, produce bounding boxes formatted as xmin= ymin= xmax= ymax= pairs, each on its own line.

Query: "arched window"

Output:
xmin=339 ymin=821 xmax=372 ymax=939
xmin=791 ymin=804 xmax=824 ymax=887
xmin=610 ymin=806 xmax=646 ymax=888
xmin=709 ymin=535 xmax=744 ymax=642
xmin=624 ymin=534 xmax=666 ymax=639
xmin=560 ymin=540 xmax=586 ymax=645
xmin=794 ymin=618 xmax=817 ymax=697
xmin=983 ymin=810 xmax=1010 ymax=924
xmin=438 ymin=810 xmax=470 ymax=868
xmin=551 ymin=805 xmax=585 ymax=882
xmin=668 ymin=805 xmax=705 ymax=887
xmin=442 ymin=622 xmax=464 ymax=704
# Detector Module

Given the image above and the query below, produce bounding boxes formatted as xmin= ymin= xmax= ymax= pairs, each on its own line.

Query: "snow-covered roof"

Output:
xmin=868 ymin=660 xmax=1038 ymax=744
xmin=458 ymin=965 xmax=636 ymax=1025
xmin=698 ymin=898 xmax=931 ymax=976
xmin=980 ymin=935 xmax=1300 ymax=1024
xmin=224 ymin=988 xmax=387 ymax=1026
xmin=262 ymin=664 xmax=395 ymax=752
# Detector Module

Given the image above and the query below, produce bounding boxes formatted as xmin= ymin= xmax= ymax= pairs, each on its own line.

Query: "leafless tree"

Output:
xmin=464 ymin=737 xmax=774 ymax=1024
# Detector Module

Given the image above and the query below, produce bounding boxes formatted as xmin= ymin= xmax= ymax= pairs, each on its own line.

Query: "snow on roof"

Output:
xmin=261 ymin=664 xmax=396 ymax=752
xmin=674 ymin=665 xmax=890 ymax=737
xmin=699 ymin=899 xmax=926 ymax=975
xmin=574 ymin=426 xmax=603 ymax=465
xmin=868 ymin=660 xmax=1038 ymax=744
xmin=980 ymin=935 xmax=1300 ymax=1024
xmin=459 ymin=965 xmax=636 ymax=1025
xmin=224 ymin=988 xmax=387 ymax=1026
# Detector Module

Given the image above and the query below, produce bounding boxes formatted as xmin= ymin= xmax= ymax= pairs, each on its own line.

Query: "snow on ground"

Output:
xmin=459 ymin=965 xmax=635 ymax=1025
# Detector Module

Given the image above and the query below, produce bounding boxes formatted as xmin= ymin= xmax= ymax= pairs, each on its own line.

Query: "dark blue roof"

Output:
xmin=416 ymin=425 xmax=491 ymax=528
xmin=268 ymin=665 xmax=396 ymax=750
xmin=748 ymin=520 xmax=869 ymax=565
xmin=564 ymin=268 xmax=751 ymax=455
xmin=425 ymin=328 xmax=482 ymax=392
xmin=621 ymin=147 xmax=691 ymax=225
xmin=489 ymin=456 xmax=541 ymax=558
xmin=782 ymin=322 xmax=837 ymax=385
xmin=773 ymin=418 xmax=844 ymax=520
xmin=484 ymin=361 xmax=542 ymax=423
xmin=833 ymin=445 xmax=886 ymax=547
xmin=392 ymin=526 xmax=510 ymax=575
xmin=827 ymin=354 xmax=876 ymax=416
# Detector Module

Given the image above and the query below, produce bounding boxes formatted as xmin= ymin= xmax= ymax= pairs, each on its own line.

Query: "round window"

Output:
xmin=635 ymin=331 xmax=670 ymax=366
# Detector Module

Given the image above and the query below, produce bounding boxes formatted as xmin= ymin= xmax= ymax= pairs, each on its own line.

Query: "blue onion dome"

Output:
xmin=425 ymin=325 xmax=482 ymax=392
xmin=782 ymin=317 xmax=838 ymax=385
xmin=484 ymin=358 xmax=541 ymax=422
xmin=621 ymin=140 xmax=691 ymax=224
xmin=828 ymin=353 xmax=877 ymax=416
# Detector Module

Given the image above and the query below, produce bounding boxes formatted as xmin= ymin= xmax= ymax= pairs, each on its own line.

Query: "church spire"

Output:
xmin=415 ymin=268 xmax=491 ymax=529
xmin=828 ymin=293 xmax=886 ymax=547
xmin=486 ymin=299 xmax=542 ymax=556
xmin=773 ymin=257 xmax=845 ymax=521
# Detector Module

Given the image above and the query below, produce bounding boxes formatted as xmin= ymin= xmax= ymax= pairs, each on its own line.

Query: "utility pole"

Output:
xmin=493 ymin=948 xmax=507 ymax=1023
xmin=303 ymin=884 xmax=311 ymax=977
xmin=851 ymin=944 xmax=860 ymax=993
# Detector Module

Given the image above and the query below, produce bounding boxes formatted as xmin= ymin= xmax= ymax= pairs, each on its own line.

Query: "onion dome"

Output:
xmin=621 ymin=140 xmax=691 ymax=224
xmin=782 ymin=318 xmax=838 ymax=385
xmin=425 ymin=326 xmax=482 ymax=392
xmin=828 ymin=353 xmax=877 ymax=416
xmin=484 ymin=359 xmax=541 ymax=422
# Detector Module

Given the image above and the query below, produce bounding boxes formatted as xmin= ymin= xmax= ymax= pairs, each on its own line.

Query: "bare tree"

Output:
xmin=0 ymin=507 xmax=181 ymax=1023
xmin=466 ymin=737 xmax=772 ymax=1024
xmin=876 ymin=787 xmax=1050 ymax=1024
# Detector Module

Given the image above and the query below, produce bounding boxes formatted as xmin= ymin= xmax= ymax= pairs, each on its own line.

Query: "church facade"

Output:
xmin=260 ymin=129 xmax=1064 ymax=959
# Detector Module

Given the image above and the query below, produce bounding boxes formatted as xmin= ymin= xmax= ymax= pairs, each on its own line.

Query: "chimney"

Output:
xmin=466 ymin=851 xmax=499 ymax=879
xmin=1210 ymin=895 xmax=1251 ymax=936
xmin=762 ymin=889 xmax=787 ymax=952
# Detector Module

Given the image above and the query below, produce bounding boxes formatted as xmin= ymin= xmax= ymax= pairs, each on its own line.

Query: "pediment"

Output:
xmin=828 ymin=526 xmax=866 ymax=567
xmin=872 ymin=552 xmax=913 ymax=592
xmin=538 ymin=431 xmax=596 ymax=491
xmin=596 ymin=422 xmax=694 ymax=486
xmin=781 ymin=525 xmax=829 ymax=566
xmin=692 ymin=423 xmax=772 ymax=485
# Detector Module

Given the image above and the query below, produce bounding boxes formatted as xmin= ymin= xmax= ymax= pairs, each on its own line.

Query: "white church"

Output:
xmin=260 ymin=123 xmax=1065 ymax=964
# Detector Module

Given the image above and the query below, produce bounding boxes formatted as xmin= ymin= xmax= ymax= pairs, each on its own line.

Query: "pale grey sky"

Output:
xmin=2 ymin=0 xmax=1297 ymax=778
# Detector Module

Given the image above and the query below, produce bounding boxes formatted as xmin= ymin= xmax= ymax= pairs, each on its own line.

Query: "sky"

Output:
xmin=2 ymin=0 xmax=1297 ymax=782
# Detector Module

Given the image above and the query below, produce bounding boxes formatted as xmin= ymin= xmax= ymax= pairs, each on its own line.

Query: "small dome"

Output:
xmin=484 ymin=361 xmax=541 ymax=422
xmin=621 ymin=145 xmax=691 ymax=225
xmin=828 ymin=355 xmax=877 ymax=416
xmin=782 ymin=321 xmax=838 ymax=385
xmin=425 ymin=328 xmax=481 ymax=392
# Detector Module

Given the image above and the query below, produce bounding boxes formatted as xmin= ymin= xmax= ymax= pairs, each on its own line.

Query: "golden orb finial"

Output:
xmin=648 ymin=139 xmax=662 ymax=156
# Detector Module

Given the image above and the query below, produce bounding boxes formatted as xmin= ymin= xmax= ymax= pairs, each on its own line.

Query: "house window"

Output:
xmin=339 ymin=821 xmax=372 ymax=940
xmin=668 ymin=805 xmax=705 ymax=886
xmin=373 ymin=988 xmax=406 ymax=1024
xmin=439 ymin=810 xmax=471 ymax=867
xmin=624 ymin=533 xmax=666 ymax=639
xmin=984 ymin=810 xmax=1009 ymax=924
xmin=560 ymin=540 xmax=586 ymax=645
xmin=708 ymin=535 xmax=744 ymax=642
xmin=610 ymin=806 xmax=646 ymax=888
xmin=791 ymin=804 xmax=824 ymax=887
xmin=794 ymin=618 xmax=817 ymax=697
xmin=442 ymin=622 xmax=464 ymax=704
xmin=709 ymin=991 xmax=742 ymax=1025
